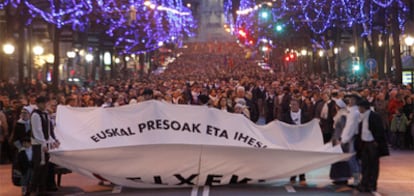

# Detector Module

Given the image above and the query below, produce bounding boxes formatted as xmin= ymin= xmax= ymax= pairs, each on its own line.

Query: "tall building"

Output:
xmin=187 ymin=0 xmax=234 ymax=42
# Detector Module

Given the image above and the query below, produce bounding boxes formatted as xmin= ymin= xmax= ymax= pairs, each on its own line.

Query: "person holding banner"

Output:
xmin=339 ymin=94 xmax=362 ymax=187
xmin=329 ymin=98 xmax=352 ymax=187
xmin=280 ymin=98 xmax=312 ymax=185
xmin=30 ymin=96 xmax=59 ymax=194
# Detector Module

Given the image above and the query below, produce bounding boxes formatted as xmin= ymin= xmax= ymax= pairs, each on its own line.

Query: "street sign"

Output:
xmin=365 ymin=58 xmax=377 ymax=70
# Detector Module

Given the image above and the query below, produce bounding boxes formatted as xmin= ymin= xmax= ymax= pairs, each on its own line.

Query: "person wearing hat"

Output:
xmin=329 ymin=98 xmax=352 ymax=188
xmin=11 ymin=106 xmax=32 ymax=151
xmin=30 ymin=96 xmax=59 ymax=194
xmin=355 ymin=99 xmax=389 ymax=193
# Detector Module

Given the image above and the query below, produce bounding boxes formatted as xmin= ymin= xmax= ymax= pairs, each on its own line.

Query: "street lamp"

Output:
xmin=32 ymin=45 xmax=44 ymax=81
xmin=1 ymin=43 xmax=15 ymax=81
xmin=378 ymin=40 xmax=383 ymax=47
xmin=318 ymin=50 xmax=324 ymax=57
xmin=33 ymin=45 xmax=44 ymax=55
xmin=85 ymin=53 xmax=94 ymax=62
xmin=66 ymin=51 xmax=76 ymax=79
xmin=334 ymin=48 xmax=339 ymax=54
xmin=349 ymin=45 xmax=356 ymax=54
xmin=66 ymin=51 xmax=76 ymax=58
xmin=300 ymin=49 xmax=307 ymax=72
xmin=3 ymin=43 xmax=15 ymax=55
xmin=301 ymin=49 xmax=307 ymax=56
xmin=404 ymin=36 xmax=414 ymax=56
xmin=115 ymin=57 xmax=120 ymax=64
xmin=85 ymin=53 xmax=94 ymax=80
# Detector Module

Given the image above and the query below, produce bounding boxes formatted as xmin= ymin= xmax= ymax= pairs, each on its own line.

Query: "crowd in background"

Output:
xmin=0 ymin=41 xmax=412 ymax=194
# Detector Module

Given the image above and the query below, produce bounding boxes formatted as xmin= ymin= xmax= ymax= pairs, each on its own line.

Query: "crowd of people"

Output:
xmin=0 ymin=41 xmax=412 ymax=195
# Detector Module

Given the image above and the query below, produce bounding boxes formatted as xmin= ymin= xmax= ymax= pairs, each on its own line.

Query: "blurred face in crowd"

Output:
xmin=236 ymin=87 xmax=245 ymax=98
xmin=405 ymin=96 xmax=412 ymax=104
xmin=376 ymin=92 xmax=384 ymax=100
xmin=289 ymin=99 xmax=300 ymax=113
xmin=48 ymin=99 xmax=58 ymax=113
xmin=321 ymin=93 xmax=330 ymax=102
xmin=37 ymin=101 xmax=47 ymax=111
xmin=210 ymin=89 xmax=217 ymax=97
xmin=219 ymin=97 xmax=227 ymax=108
xmin=20 ymin=109 xmax=30 ymax=121
xmin=0 ymin=96 xmax=10 ymax=108
xmin=361 ymin=89 xmax=370 ymax=97
xmin=117 ymin=96 xmax=126 ymax=106
xmin=164 ymin=94 xmax=172 ymax=102
xmin=302 ymin=90 xmax=308 ymax=98
xmin=173 ymin=90 xmax=181 ymax=98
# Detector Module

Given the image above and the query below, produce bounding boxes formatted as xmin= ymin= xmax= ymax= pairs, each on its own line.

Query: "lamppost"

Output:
xmin=404 ymin=36 xmax=414 ymax=56
xmin=334 ymin=47 xmax=340 ymax=75
xmin=85 ymin=53 xmax=93 ymax=80
xmin=2 ymin=43 xmax=15 ymax=80
xmin=45 ymin=54 xmax=55 ymax=82
xmin=300 ymin=49 xmax=307 ymax=73
xmin=67 ymin=51 xmax=76 ymax=80
xmin=349 ymin=45 xmax=356 ymax=55
xmin=318 ymin=50 xmax=324 ymax=73
xmin=32 ymin=45 xmax=44 ymax=81
xmin=349 ymin=45 xmax=361 ymax=74
xmin=33 ymin=45 xmax=44 ymax=56
xmin=3 ymin=43 xmax=15 ymax=55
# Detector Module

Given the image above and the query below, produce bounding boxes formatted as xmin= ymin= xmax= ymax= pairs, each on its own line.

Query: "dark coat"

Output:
xmin=16 ymin=149 xmax=32 ymax=175
xmin=368 ymin=111 xmax=390 ymax=157
xmin=356 ymin=111 xmax=390 ymax=158
xmin=280 ymin=110 xmax=312 ymax=125
xmin=12 ymin=121 xmax=31 ymax=144
xmin=319 ymin=100 xmax=336 ymax=134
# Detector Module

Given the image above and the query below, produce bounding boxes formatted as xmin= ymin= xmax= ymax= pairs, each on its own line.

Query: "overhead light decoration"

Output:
xmin=230 ymin=0 xmax=408 ymax=39
xmin=97 ymin=0 xmax=196 ymax=54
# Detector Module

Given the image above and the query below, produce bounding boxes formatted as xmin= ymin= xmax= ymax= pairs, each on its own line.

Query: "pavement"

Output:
xmin=1 ymin=149 xmax=413 ymax=196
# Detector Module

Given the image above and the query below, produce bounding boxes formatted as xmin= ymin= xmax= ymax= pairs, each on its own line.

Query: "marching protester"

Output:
xmin=30 ymin=96 xmax=60 ymax=194
xmin=339 ymin=94 xmax=363 ymax=187
xmin=264 ymin=83 xmax=277 ymax=123
xmin=280 ymin=98 xmax=312 ymax=185
xmin=216 ymin=96 xmax=234 ymax=112
xmin=318 ymin=91 xmax=336 ymax=143
xmin=15 ymin=137 xmax=33 ymax=196
xmin=329 ymin=98 xmax=352 ymax=188
xmin=355 ymin=99 xmax=389 ymax=193
xmin=11 ymin=106 xmax=32 ymax=151
xmin=234 ymin=86 xmax=258 ymax=122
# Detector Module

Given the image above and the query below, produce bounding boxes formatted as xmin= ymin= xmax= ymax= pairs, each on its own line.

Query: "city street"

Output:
xmin=0 ymin=1 xmax=413 ymax=196
xmin=1 ymin=149 xmax=413 ymax=196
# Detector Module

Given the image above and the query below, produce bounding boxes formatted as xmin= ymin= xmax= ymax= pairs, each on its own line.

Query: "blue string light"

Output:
xmin=0 ymin=0 xmax=10 ymax=9
xmin=96 ymin=0 xmax=196 ymax=54
xmin=231 ymin=0 xmax=409 ymax=37
xmin=24 ymin=0 xmax=93 ymax=31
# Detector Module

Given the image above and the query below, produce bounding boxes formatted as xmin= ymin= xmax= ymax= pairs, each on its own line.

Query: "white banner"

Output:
xmin=51 ymin=100 xmax=351 ymax=188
